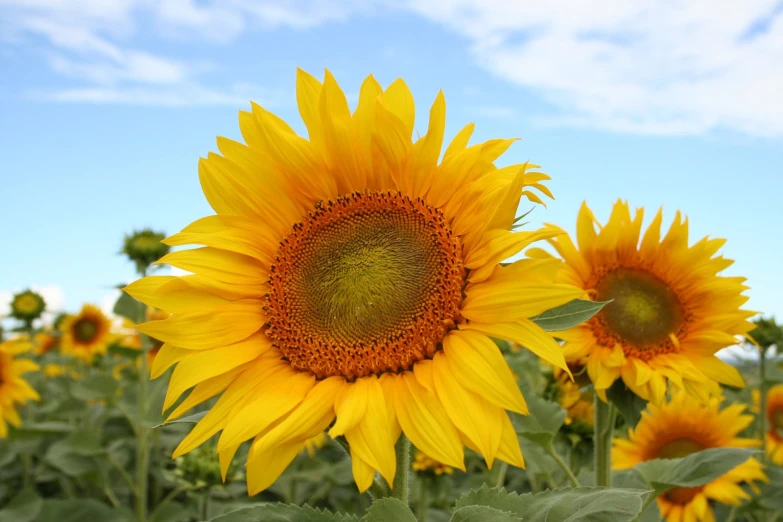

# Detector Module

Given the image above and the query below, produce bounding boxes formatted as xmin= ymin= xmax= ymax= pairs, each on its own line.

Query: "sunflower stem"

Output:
xmin=392 ymin=435 xmax=411 ymax=505
xmin=135 ymin=269 xmax=151 ymax=522
xmin=494 ymin=461 xmax=509 ymax=488
xmin=418 ymin=479 xmax=429 ymax=522
xmin=759 ymin=344 xmax=768 ymax=465
xmin=545 ymin=443 xmax=580 ymax=488
xmin=594 ymin=393 xmax=615 ymax=487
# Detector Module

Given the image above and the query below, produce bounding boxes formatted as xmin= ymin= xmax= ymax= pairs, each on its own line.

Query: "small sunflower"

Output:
xmin=552 ymin=365 xmax=593 ymax=428
xmin=43 ymin=364 xmax=66 ymax=378
xmin=60 ymin=305 xmax=112 ymax=362
xmin=762 ymin=384 xmax=783 ymax=465
xmin=529 ymin=200 xmax=754 ymax=404
xmin=34 ymin=330 xmax=59 ymax=356
xmin=0 ymin=338 xmax=40 ymax=437
xmin=9 ymin=290 xmax=46 ymax=323
xmin=412 ymin=450 xmax=454 ymax=476
xmin=303 ymin=432 xmax=328 ymax=457
xmin=127 ymin=68 xmax=585 ymax=495
xmin=122 ymin=228 xmax=170 ymax=273
xmin=614 ymin=393 xmax=766 ymax=522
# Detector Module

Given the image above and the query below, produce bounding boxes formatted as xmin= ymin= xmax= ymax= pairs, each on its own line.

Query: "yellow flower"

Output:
xmin=60 ymin=305 xmax=113 ymax=362
xmin=412 ymin=450 xmax=453 ymax=476
xmin=529 ymin=201 xmax=754 ymax=404
xmin=126 ymin=68 xmax=583 ymax=496
xmin=9 ymin=289 xmax=46 ymax=322
xmin=303 ymin=432 xmax=328 ymax=457
xmin=553 ymin=365 xmax=593 ymax=427
xmin=34 ymin=331 xmax=59 ymax=356
xmin=0 ymin=338 xmax=40 ymax=437
xmin=762 ymin=384 xmax=783 ymax=465
xmin=118 ymin=309 xmax=169 ymax=367
xmin=43 ymin=364 xmax=66 ymax=377
xmin=614 ymin=393 xmax=766 ymax=522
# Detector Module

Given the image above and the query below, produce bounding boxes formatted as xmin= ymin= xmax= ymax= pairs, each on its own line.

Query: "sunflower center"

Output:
xmin=663 ymin=486 xmax=703 ymax=505
xmin=593 ymin=268 xmax=685 ymax=356
xmin=656 ymin=437 xmax=704 ymax=459
xmin=73 ymin=319 xmax=98 ymax=343
xmin=771 ymin=407 xmax=783 ymax=436
xmin=266 ymin=191 xmax=465 ymax=379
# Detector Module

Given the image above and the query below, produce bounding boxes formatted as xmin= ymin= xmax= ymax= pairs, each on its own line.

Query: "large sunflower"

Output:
xmin=528 ymin=200 xmax=754 ymax=404
xmin=762 ymin=384 xmax=783 ymax=465
xmin=614 ymin=393 xmax=766 ymax=522
xmin=0 ymin=337 xmax=40 ymax=437
xmin=125 ymin=68 xmax=585 ymax=495
xmin=60 ymin=304 xmax=113 ymax=362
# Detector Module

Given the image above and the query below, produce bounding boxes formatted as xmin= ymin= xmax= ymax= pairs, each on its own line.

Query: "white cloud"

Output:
xmin=399 ymin=0 xmax=783 ymax=136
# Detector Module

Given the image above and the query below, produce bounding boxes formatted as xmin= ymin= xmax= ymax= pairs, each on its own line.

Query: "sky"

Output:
xmin=1 ymin=1 xmax=782 ymax=342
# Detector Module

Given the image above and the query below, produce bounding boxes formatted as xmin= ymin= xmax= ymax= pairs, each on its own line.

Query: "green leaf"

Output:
xmin=37 ymin=500 xmax=117 ymax=522
xmin=757 ymin=465 xmax=783 ymax=510
xmin=450 ymin=506 xmax=521 ymax=522
xmin=362 ymin=498 xmax=417 ymax=522
xmin=153 ymin=410 xmax=207 ymax=428
xmin=764 ymin=361 xmax=783 ymax=385
xmin=635 ymin=447 xmax=755 ymax=496
xmin=113 ymin=290 xmax=141 ymax=322
xmin=0 ymin=489 xmax=43 ymax=522
xmin=208 ymin=503 xmax=359 ymax=522
xmin=510 ymin=393 xmax=566 ymax=447
xmin=455 ymin=485 xmax=647 ymax=521
xmin=70 ymin=374 xmax=119 ymax=401
xmin=606 ymin=380 xmax=647 ymax=426
xmin=10 ymin=421 xmax=74 ymax=437
xmin=529 ymin=299 xmax=610 ymax=332
xmin=44 ymin=430 xmax=105 ymax=477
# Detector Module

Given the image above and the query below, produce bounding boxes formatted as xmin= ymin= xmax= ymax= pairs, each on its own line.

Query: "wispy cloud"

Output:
xmin=400 ymin=0 xmax=783 ymax=136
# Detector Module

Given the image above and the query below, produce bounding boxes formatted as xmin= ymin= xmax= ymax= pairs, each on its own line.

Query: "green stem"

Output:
xmin=202 ymin=488 xmax=211 ymax=521
xmin=136 ymin=271 xmax=150 ymax=522
xmin=392 ymin=435 xmax=411 ymax=505
xmin=594 ymin=393 xmax=616 ymax=487
xmin=418 ymin=479 xmax=428 ymax=522
xmin=725 ymin=506 xmax=738 ymax=522
xmin=760 ymin=345 xmax=768 ymax=465
xmin=495 ymin=462 xmax=509 ymax=488
xmin=545 ymin=443 xmax=580 ymax=488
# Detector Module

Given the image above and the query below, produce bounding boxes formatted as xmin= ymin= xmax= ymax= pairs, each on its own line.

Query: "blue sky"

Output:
xmin=1 ymin=1 xmax=782 ymax=330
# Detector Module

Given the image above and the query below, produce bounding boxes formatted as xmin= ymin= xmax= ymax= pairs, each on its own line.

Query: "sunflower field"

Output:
xmin=2 ymin=69 xmax=783 ymax=522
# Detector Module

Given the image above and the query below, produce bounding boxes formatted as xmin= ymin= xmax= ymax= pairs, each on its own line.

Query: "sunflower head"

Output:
xmin=9 ymin=290 xmax=46 ymax=323
xmin=764 ymin=384 xmax=783 ymax=464
xmin=174 ymin=442 xmax=226 ymax=486
xmin=43 ymin=364 xmax=66 ymax=378
xmin=0 ymin=339 xmax=40 ymax=437
xmin=613 ymin=393 xmax=766 ymax=522
xmin=531 ymin=200 xmax=754 ymax=404
xmin=60 ymin=304 xmax=112 ymax=362
xmin=412 ymin=450 xmax=454 ymax=476
xmin=122 ymin=228 xmax=170 ymax=274
xmin=749 ymin=316 xmax=783 ymax=351
xmin=126 ymin=68 xmax=586 ymax=496
xmin=34 ymin=331 xmax=59 ymax=356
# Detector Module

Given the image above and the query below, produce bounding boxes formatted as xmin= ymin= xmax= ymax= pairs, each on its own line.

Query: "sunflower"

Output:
xmin=9 ymin=289 xmax=46 ymax=323
xmin=614 ymin=393 xmax=766 ymax=522
xmin=528 ymin=200 xmax=754 ymax=404
xmin=125 ymin=68 xmax=585 ymax=495
xmin=412 ymin=450 xmax=454 ymax=476
xmin=0 ymin=337 xmax=40 ymax=437
xmin=552 ymin=365 xmax=593 ymax=427
xmin=60 ymin=305 xmax=113 ymax=362
xmin=762 ymin=384 xmax=783 ymax=465
xmin=303 ymin=432 xmax=328 ymax=457
xmin=34 ymin=330 xmax=59 ymax=355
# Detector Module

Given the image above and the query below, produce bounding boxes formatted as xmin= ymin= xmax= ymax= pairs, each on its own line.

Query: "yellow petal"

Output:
xmin=690 ymin=356 xmax=745 ymax=388
xmin=162 ymin=333 xmax=272 ymax=411
xmin=329 ymin=378 xmax=369 ymax=437
xmin=389 ymin=372 xmax=465 ymax=470
xmin=248 ymin=376 xmax=344 ymax=462
xmin=344 ymin=375 xmax=399 ymax=486
xmin=167 ymin=364 xmax=247 ymax=420
xmin=155 ymin=247 xmax=268 ymax=286
xmin=246 ymin=441 xmax=304 ymax=495
xmin=432 ymin=352 xmax=503 ymax=467
xmin=351 ymin=451 xmax=376 ymax=493
xmin=443 ymin=330 xmax=528 ymax=415
xmin=295 ymin=68 xmax=328 ymax=162
xmin=461 ymin=278 xmax=583 ymax=323
xmin=496 ymin=411 xmax=525 ymax=468
xmin=461 ymin=319 xmax=570 ymax=375
xmin=443 ymin=123 xmax=474 ymax=159
xmin=319 ymin=69 xmax=364 ymax=191
xmin=380 ymin=78 xmax=415 ymax=139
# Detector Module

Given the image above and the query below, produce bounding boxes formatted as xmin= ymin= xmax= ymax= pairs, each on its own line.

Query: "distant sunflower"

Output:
xmin=0 ymin=338 xmax=40 ymax=437
xmin=552 ymin=365 xmax=593 ymax=428
xmin=302 ymin=432 xmax=328 ymax=457
xmin=762 ymin=384 xmax=783 ymax=465
xmin=614 ymin=393 xmax=765 ymax=522
xmin=9 ymin=289 xmax=46 ymax=323
xmin=126 ymin=68 xmax=584 ymax=495
xmin=529 ymin=201 xmax=754 ymax=404
xmin=60 ymin=305 xmax=112 ymax=362
xmin=34 ymin=331 xmax=59 ymax=356
xmin=412 ymin=450 xmax=454 ymax=476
